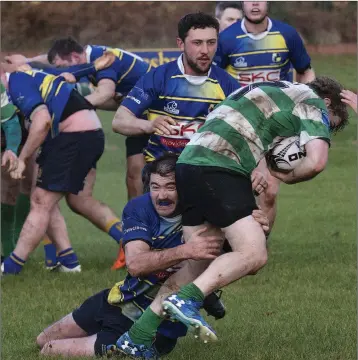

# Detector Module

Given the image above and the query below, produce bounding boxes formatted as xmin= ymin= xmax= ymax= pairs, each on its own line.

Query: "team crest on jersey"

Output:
xmin=272 ymin=53 xmax=282 ymax=63
xmin=234 ymin=56 xmax=247 ymax=68
xmin=164 ymin=101 xmax=179 ymax=115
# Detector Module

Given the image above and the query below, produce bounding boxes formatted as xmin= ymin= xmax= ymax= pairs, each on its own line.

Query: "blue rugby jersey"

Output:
xmin=121 ymin=55 xmax=240 ymax=162
xmin=8 ymin=70 xmax=78 ymax=139
xmin=215 ymin=18 xmax=311 ymax=86
xmin=84 ymin=45 xmax=151 ymax=96
xmin=107 ymin=193 xmax=187 ymax=339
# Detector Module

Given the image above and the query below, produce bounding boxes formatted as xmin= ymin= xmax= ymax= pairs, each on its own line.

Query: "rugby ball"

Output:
xmin=269 ymin=136 xmax=306 ymax=172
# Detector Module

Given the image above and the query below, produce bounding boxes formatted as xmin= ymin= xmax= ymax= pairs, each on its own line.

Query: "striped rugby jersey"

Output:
xmin=178 ymin=81 xmax=330 ymax=178
xmin=121 ymin=55 xmax=240 ymax=162
xmin=215 ymin=18 xmax=310 ymax=86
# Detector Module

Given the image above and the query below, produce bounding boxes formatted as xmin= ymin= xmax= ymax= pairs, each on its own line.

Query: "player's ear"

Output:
xmin=323 ymin=98 xmax=331 ymax=108
xmin=71 ymin=52 xmax=82 ymax=64
xmin=176 ymin=37 xmax=185 ymax=52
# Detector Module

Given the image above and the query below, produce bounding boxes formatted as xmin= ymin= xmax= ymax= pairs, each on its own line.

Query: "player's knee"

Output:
xmin=36 ymin=332 xmax=47 ymax=349
xmin=249 ymin=248 xmax=268 ymax=274
xmin=30 ymin=190 xmax=52 ymax=210
xmin=40 ymin=341 xmax=53 ymax=355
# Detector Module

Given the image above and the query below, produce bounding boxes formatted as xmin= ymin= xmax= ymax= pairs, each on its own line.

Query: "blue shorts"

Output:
xmin=72 ymin=289 xmax=177 ymax=357
xmin=36 ymin=129 xmax=104 ymax=194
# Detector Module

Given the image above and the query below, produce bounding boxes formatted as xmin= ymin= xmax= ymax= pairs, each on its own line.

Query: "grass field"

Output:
xmin=2 ymin=54 xmax=357 ymax=360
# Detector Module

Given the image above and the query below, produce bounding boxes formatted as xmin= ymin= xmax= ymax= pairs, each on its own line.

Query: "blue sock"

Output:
xmin=43 ymin=237 xmax=58 ymax=268
xmin=107 ymin=220 xmax=123 ymax=244
xmin=57 ymin=248 xmax=80 ymax=269
xmin=3 ymin=252 xmax=26 ymax=274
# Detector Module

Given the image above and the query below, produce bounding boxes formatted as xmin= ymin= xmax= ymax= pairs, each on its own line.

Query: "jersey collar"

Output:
xmin=85 ymin=45 xmax=92 ymax=63
xmin=241 ymin=17 xmax=273 ymax=40
xmin=177 ymin=54 xmax=212 ymax=85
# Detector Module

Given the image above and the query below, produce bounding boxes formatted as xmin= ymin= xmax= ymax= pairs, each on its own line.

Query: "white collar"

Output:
xmin=161 ymin=214 xmax=182 ymax=223
xmin=85 ymin=45 xmax=92 ymax=63
xmin=241 ymin=17 xmax=273 ymax=40
xmin=5 ymin=72 xmax=10 ymax=81
xmin=177 ymin=54 xmax=211 ymax=85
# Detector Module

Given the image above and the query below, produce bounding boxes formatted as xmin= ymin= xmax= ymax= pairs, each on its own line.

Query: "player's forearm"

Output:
xmin=19 ymin=110 xmax=50 ymax=162
xmin=112 ymin=107 xmax=152 ymax=135
xmin=97 ymin=96 xmax=123 ymax=111
xmin=2 ymin=114 xmax=22 ymax=154
xmin=126 ymin=244 xmax=190 ymax=277
xmin=296 ymin=68 xmax=315 ymax=84
xmin=28 ymin=54 xmax=49 ymax=65
xmin=282 ymin=156 xmax=325 ymax=184
xmin=85 ymin=85 xmax=115 ymax=107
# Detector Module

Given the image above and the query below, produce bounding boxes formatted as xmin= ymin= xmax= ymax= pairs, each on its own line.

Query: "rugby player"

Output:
xmin=215 ymin=0 xmax=315 ymax=231
xmin=215 ymin=2 xmax=243 ymax=32
xmin=47 ymin=37 xmax=151 ymax=202
xmin=121 ymin=77 xmax=348 ymax=351
xmin=0 ymin=55 xmax=127 ymax=275
xmin=36 ymin=154 xmax=269 ymax=358
xmin=1 ymin=79 xmax=22 ymax=258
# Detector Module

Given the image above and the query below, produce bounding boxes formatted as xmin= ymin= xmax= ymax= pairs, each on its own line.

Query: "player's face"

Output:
xmin=177 ymin=27 xmax=218 ymax=75
xmin=150 ymin=173 xmax=179 ymax=217
xmin=243 ymin=1 xmax=268 ymax=24
xmin=219 ymin=8 xmax=243 ymax=32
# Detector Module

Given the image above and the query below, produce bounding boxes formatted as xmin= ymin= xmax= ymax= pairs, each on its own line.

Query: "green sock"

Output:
xmin=1 ymin=203 xmax=16 ymax=257
xmin=13 ymin=193 xmax=31 ymax=244
xmin=129 ymin=307 xmax=163 ymax=347
xmin=177 ymin=283 xmax=205 ymax=303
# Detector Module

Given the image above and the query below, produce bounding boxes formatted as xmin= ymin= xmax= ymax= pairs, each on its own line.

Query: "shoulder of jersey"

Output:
xmin=270 ymin=18 xmax=297 ymax=34
xmin=149 ymin=59 xmax=180 ymax=77
xmin=220 ymin=20 xmax=244 ymax=39
xmin=125 ymin=193 xmax=155 ymax=215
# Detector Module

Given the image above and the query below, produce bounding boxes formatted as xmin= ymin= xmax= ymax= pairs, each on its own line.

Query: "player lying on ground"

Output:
xmin=0 ymin=55 xmax=130 ymax=275
xmin=113 ymin=77 xmax=349 ymax=358
xmin=36 ymin=154 xmax=269 ymax=358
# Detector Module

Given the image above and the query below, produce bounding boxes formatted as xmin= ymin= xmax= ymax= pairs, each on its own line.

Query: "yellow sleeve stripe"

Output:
xmin=228 ymin=58 xmax=290 ymax=71
xmin=148 ymin=109 xmax=206 ymax=121
xmin=158 ymin=95 xmax=221 ymax=104
xmin=118 ymin=58 xmax=137 ymax=85
xmin=229 ymin=49 xmax=289 ymax=57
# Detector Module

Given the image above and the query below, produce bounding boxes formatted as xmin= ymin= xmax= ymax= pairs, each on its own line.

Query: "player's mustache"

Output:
xmin=157 ymin=199 xmax=174 ymax=206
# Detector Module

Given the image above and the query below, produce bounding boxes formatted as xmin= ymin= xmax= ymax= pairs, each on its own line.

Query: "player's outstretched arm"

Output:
xmin=85 ymin=78 xmax=116 ymax=107
xmin=125 ymin=228 xmax=222 ymax=277
xmin=268 ymin=139 xmax=329 ymax=184
xmin=11 ymin=105 xmax=51 ymax=180
xmin=112 ymin=106 xmax=153 ymax=135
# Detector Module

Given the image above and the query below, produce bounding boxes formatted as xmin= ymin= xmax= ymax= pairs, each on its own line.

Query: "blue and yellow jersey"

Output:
xmin=215 ymin=18 xmax=311 ymax=86
xmin=107 ymin=193 xmax=187 ymax=339
xmin=8 ymin=70 xmax=76 ymax=138
xmin=85 ymin=45 xmax=151 ymax=96
xmin=121 ymin=55 xmax=240 ymax=162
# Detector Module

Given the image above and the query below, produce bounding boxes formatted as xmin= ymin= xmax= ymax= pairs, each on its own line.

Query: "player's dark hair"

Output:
xmin=308 ymin=76 xmax=349 ymax=133
xmin=215 ymin=2 xmax=242 ymax=18
xmin=47 ymin=37 xmax=84 ymax=64
xmin=178 ymin=12 xmax=220 ymax=41
xmin=142 ymin=153 xmax=179 ymax=192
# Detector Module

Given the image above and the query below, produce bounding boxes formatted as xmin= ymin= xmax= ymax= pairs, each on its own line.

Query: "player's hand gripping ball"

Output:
xmin=266 ymin=136 xmax=306 ymax=173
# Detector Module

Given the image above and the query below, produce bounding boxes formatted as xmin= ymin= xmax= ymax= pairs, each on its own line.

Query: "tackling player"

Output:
xmin=128 ymin=77 xmax=349 ymax=350
xmin=36 ymin=154 xmax=269 ymax=358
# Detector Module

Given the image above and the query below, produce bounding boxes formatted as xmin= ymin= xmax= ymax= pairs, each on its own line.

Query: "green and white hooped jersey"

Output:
xmin=178 ymin=81 xmax=331 ymax=178
xmin=1 ymin=80 xmax=16 ymax=123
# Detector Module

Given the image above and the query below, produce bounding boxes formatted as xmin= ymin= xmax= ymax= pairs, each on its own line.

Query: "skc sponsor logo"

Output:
xmin=238 ymin=70 xmax=280 ymax=84
xmin=170 ymin=121 xmax=204 ymax=139
xmin=164 ymin=101 xmax=179 ymax=115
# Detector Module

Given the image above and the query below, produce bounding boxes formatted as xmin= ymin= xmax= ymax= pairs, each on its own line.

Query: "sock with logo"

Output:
xmin=43 ymin=236 xmax=58 ymax=268
xmin=129 ymin=308 xmax=163 ymax=347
